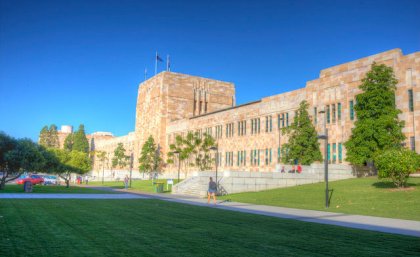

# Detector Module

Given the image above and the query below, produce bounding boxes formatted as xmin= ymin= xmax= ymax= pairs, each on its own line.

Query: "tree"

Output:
xmin=48 ymin=124 xmax=60 ymax=148
xmin=63 ymin=133 xmax=74 ymax=151
xmin=96 ymin=151 xmax=108 ymax=181
xmin=196 ymin=133 xmax=216 ymax=171
xmin=38 ymin=125 xmax=60 ymax=148
xmin=374 ymin=148 xmax=420 ymax=188
xmin=112 ymin=143 xmax=129 ymax=169
xmin=139 ymin=136 xmax=163 ymax=178
xmin=38 ymin=126 xmax=49 ymax=147
xmin=0 ymin=135 xmax=46 ymax=190
xmin=72 ymin=124 xmax=89 ymax=153
xmin=345 ymin=63 xmax=405 ymax=165
xmin=51 ymin=149 xmax=91 ymax=188
xmin=167 ymin=132 xmax=217 ymax=172
xmin=281 ymin=101 xmax=322 ymax=165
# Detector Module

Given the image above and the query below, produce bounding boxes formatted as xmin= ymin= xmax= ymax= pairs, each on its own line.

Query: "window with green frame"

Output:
xmin=314 ymin=107 xmax=317 ymax=124
xmin=282 ymin=113 xmax=285 ymax=127
xmin=327 ymin=144 xmax=331 ymax=163
xmin=277 ymin=147 xmax=281 ymax=163
xmin=409 ymin=89 xmax=414 ymax=112
xmin=327 ymin=105 xmax=330 ymax=123
xmin=237 ymin=151 xmax=240 ymax=166
xmin=332 ymin=143 xmax=336 ymax=163
xmin=338 ymin=143 xmax=342 ymax=163
xmin=258 ymin=149 xmax=260 ymax=165
xmin=286 ymin=113 xmax=289 ymax=126
xmin=265 ymin=149 xmax=269 ymax=165
xmin=337 ymin=103 xmax=341 ymax=121
xmin=350 ymin=100 xmax=354 ymax=120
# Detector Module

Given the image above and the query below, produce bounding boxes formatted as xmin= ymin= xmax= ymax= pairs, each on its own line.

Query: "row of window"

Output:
xmin=326 ymin=143 xmax=343 ymax=163
xmin=211 ymin=143 xmax=344 ymax=167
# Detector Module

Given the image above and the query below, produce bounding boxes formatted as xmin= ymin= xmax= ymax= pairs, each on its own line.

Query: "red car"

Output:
xmin=16 ymin=175 xmax=44 ymax=185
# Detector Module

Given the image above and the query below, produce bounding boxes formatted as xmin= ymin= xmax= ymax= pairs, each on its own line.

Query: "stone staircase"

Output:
xmin=172 ymin=176 xmax=208 ymax=197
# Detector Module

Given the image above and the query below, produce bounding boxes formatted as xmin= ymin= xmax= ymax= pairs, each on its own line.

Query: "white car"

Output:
xmin=42 ymin=175 xmax=58 ymax=185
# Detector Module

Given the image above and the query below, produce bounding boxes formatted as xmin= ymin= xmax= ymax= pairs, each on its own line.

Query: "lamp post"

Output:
xmin=210 ymin=145 xmax=218 ymax=188
xmin=173 ymin=150 xmax=181 ymax=183
xmin=129 ymin=150 xmax=133 ymax=188
xmin=278 ymin=116 xmax=284 ymax=164
xmin=318 ymin=109 xmax=329 ymax=208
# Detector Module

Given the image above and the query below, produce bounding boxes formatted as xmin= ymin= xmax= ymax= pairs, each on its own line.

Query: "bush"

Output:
xmin=374 ymin=148 xmax=420 ymax=188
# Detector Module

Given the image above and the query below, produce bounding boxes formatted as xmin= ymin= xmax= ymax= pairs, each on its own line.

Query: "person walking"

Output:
xmin=84 ymin=175 xmax=89 ymax=185
xmin=207 ymin=177 xmax=217 ymax=204
xmin=124 ymin=175 xmax=129 ymax=189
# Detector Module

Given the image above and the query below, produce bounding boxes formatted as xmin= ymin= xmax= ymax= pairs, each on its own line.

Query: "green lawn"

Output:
xmin=0 ymin=199 xmax=419 ymax=257
xmin=0 ymin=184 xmax=115 ymax=194
xmin=89 ymin=179 xmax=181 ymax=193
xmin=219 ymin=177 xmax=420 ymax=221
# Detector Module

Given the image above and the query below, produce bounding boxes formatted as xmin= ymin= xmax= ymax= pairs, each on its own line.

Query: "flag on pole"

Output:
xmin=156 ymin=54 xmax=163 ymax=62
xmin=155 ymin=51 xmax=163 ymax=75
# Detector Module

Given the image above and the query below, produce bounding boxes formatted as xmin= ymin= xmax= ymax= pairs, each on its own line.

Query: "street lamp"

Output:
xmin=278 ymin=116 xmax=284 ymax=164
xmin=173 ymin=150 xmax=181 ymax=183
xmin=210 ymin=145 xmax=218 ymax=189
xmin=129 ymin=149 xmax=133 ymax=188
xmin=318 ymin=109 xmax=329 ymax=208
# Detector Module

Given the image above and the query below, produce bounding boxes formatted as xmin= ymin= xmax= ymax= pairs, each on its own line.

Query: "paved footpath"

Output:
xmin=0 ymin=193 xmax=148 ymax=199
xmin=2 ymin=186 xmax=420 ymax=237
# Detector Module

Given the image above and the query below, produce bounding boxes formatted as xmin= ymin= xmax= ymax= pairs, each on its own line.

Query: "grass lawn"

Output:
xmin=0 ymin=184 xmax=115 ymax=194
xmin=89 ymin=179 xmax=181 ymax=193
xmin=0 ymin=199 xmax=419 ymax=257
xmin=219 ymin=177 xmax=420 ymax=221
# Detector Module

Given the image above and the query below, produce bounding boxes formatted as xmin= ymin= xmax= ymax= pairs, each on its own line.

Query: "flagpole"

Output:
xmin=144 ymin=68 xmax=147 ymax=81
xmin=166 ymin=55 xmax=170 ymax=71
xmin=155 ymin=51 xmax=158 ymax=75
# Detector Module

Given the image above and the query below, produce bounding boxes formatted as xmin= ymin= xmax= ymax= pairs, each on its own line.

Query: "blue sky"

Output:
xmin=1 ymin=0 xmax=419 ymax=141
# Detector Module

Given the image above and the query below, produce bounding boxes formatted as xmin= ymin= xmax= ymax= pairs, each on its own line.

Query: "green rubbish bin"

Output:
xmin=154 ymin=182 xmax=164 ymax=193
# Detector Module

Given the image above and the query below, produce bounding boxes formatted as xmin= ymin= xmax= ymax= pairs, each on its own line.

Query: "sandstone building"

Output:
xmin=66 ymin=48 xmax=419 ymax=177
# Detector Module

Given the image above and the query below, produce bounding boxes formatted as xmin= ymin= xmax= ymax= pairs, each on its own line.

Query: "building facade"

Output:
xmin=87 ymin=48 xmax=419 ymax=175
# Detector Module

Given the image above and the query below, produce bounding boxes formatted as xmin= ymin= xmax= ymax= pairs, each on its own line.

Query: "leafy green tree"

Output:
xmin=72 ymin=124 xmax=90 ymax=153
xmin=63 ymin=133 xmax=74 ymax=151
xmin=48 ymin=124 xmax=60 ymax=148
xmin=51 ymin=149 xmax=91 ymax=188
xmin=196 ymin=133 xmax=216 ymax=171
xmin=0 ymin=136 xmax=46 ymax=190
xmin=167 ymin=132 xmax=216 ymax=172
xmin=281 ymin=101 xmax=322 ymax=165
xmin=38 ymin=125 xmax=60 ymax=148
xmin=112 ymin=143 xmax=129 ymax=169
xmin=139 ymin=136 xmax=163 ymax=177
xmin=345 ymin=63 xmax=405 ymax=165
xmin=374 ymin=148 xmax=420 ymax=188
xmin=38 ymin=126 xmax=49 ymax=147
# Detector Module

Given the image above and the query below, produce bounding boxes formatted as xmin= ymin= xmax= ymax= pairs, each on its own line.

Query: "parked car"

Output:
xmin=42 ymin=175 xmax=58 ymax=185
xmin=16 ymin=175 xmax=44 ymax=185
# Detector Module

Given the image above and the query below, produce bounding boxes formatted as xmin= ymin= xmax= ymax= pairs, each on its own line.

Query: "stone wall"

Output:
xmin=173 ymin=164 xmax=354 ymax=197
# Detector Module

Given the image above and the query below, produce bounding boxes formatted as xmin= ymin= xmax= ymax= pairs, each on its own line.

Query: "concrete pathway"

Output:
xmin=2 ymin=186 xmax=420 ymax=237
xmin=0 ymin=193 xmax=148 ymax=199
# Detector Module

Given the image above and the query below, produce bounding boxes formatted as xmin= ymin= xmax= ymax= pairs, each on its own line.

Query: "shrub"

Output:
xmin=374 ymin=148 xmax=419 ymax=188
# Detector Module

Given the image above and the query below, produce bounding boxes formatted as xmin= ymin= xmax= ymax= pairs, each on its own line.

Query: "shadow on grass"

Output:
xmin=372 ymin=181 xmax=417 ymax=189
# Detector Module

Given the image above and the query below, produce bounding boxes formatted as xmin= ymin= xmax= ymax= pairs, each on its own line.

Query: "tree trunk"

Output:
xmin=66 ymin=179 xmax=70 ymax=188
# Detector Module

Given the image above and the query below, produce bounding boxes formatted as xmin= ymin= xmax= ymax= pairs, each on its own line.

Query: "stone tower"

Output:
xmin=134 ymin=71 xmax=235 ymax=155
